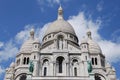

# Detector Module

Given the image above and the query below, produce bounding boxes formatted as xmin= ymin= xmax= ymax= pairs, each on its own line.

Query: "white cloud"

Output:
xmin=0 ymin=42 xmax=4 ymax=48
xmin=37 ymin=0 xmax=69 ymax=11
xmin=96 ymin=1 xmax=104 ymax=12
xmin=0 ymin=25 xmax=34 ymax=63
xmin=37 ymin=0 xmax=60 ymax=8
xmin=111 ymin=29 xmax=120 ymax=43
xmin=67 ymin=12 xmax=120 ymax=63
xmin=0 ymin=40 xmax=18 ymax=63
xmin=37 ymin=23 xmax=51 ymax=42
xmin=68 ymin=12 xmax=101 ymax=42
xmin=15 ymin=25 xmax=33 ymax=44
xmin=0 ymin=66 xmax=5 ymax=75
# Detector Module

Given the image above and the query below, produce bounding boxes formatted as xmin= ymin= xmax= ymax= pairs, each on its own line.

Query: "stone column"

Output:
xmin=20 ymin=54 xmax=23 ymax=65
xmin=64 ymin=40 xmax=67 ymax=49
xmin=39 ymin=61 xmax=42 ymax=76
xmin=66 ymin=62 xmax=69 ymax=76
xmin=53 ymin=62 xmax=56 ymax=76
xmin=83 ymin=61 xmax=89 ymax=76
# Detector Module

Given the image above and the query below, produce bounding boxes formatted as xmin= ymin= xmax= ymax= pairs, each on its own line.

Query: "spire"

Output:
xmin=58 ymin=5 xmax=64 ymax=20
xmin=30 ymin=28 xmax=34 ymax=39
xmin=87 ymin=29 xmax=92 ymax=39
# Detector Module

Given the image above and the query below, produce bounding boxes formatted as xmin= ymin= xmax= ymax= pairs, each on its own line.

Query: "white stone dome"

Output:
xmin=20 ymin=39 xmax=34 ymax=53
xmin=20 ymin=29 xmax=35 ymax=53
xmin=33 ymin=38 xmax=40 ymax=44
xmin=87 ymin=39 xmax=102 ymax=54
xmin=10 ymin=62 xmax=15 ymax=68
xmin=86 ymin=29 xmax=102 ymax=54
xmin=44 ymin=6 xmax=76 ymax=37
xmin=81 ymin=37 xmax=87 ymax=44
xmin=44 ymin=19 xmax=76 ymax=36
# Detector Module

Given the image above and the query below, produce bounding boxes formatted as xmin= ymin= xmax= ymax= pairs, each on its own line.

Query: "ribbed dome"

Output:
xmin=44 ymin=19 xmax=76 ymax=36
xmin=20 ymin=39 xmax=34 ymax=53
xmin=87 ymin=39 xmax=102 ymax=54
xmin=44 ymin=6 xmax=76 ymax=37
xmin=86 ymin=29 xmax=102 ymax=54
xmin=10 ymin=62 xmax=15 ymax=68
xmin=20 ymin=28 xmax=35 ymax=53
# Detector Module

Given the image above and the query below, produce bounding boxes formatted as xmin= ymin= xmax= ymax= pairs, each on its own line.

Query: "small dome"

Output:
xmin=10 ymin=62 xmax=15 ymax=68
xmin=87 ymin=39 xmax=102 ymax=54
xmin=20 ymin=39 xmax=34 ymax=53
xmin=44 ymin=19 xmax=76 ymax=36
xmin=86 ymin=29 xmax=102 ymax=54
xmin=20 ymin=28 xmax=35 ymax=53
xmin=81 ymin=37 xmax=87 ymax=44
xmin=33 ymin=38 xmax=40 ymax=44
xmin=106 ymin=62 xmax=111 ymax=68
xmin=112 ymin=67 xmax=116 ymax=71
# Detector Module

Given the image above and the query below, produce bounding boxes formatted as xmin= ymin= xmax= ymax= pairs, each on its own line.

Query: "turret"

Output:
xmin=31 ymin=37 xmax=40 ymax=76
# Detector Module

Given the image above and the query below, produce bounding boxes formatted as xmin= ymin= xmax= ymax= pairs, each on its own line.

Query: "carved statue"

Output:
xmin=87 ymin=60 xmax=92 ymax=73
xmin=29 ymin=61 xmax=34 ymax=73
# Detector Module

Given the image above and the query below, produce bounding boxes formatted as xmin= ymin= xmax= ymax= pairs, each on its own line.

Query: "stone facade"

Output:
xmin=4 ymin=6 xmax=116 ymax=80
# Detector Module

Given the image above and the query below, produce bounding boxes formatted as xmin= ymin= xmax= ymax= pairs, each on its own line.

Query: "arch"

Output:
xmin=72 ymin=59 xmax=78 ymax=66
xmin=17 ymin=59 xmax=20 ymax=66
xmin=44 ymin=67 xmax=47 ymax=76
xmin=54 ymin=32 xmax=66 ymax=39
xmin=71 ymin=57 xmax=80 ymax=63
xmin=56 ymin=56 xmax=65 ymax=73
xmin=92 ymin=58 xmax=94 ymax=65
xmin=74 ymin=67 xmax=77 ymax=76
xmin=93 ymin=70 xmax=107 ymax=80
xmin=94 ymin=73 xmax=106 ymax=80
xmin=34 ymin=55 xmax=36 ymax=59
xmin=43 ymin=59 xmax=49 ymax=65
xmin=57 ymin=35 xmax=64 ymax=49
xmin=23 ymin=57 xmax=26 ymax=64
xmin=42 ymin=59 xmax=49 ymax=76
xmin=95 ymin=58 xmax=97 ymax=65
xmin=95 ymin=74 xmax=101 ymax=80
xmin=27 ymin=57 xmax=29 ymax=64
xmin=19 ymin=74 xmax=27 ymax=80
xmin=41 ymin=57 xmax=51 ymax=64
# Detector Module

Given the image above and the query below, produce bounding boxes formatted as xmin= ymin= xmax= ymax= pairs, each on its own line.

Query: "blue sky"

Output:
xmin=0 ymin=0 xmax=120 ymax=80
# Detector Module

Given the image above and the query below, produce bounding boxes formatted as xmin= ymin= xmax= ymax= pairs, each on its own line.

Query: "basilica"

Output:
xmin=4 ymin=6 xmax=116 ymax=80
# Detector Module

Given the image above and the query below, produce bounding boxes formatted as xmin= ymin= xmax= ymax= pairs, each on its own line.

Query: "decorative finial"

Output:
xmin=87 ymin=29 xmax=92 ymax=39
xmin=58 ymin=5 xmax=63 ymax=20
xmin=86 ymin=23 xmax=92 ymax=39
xmin=30 ymin=28 xmax=34 ymax=39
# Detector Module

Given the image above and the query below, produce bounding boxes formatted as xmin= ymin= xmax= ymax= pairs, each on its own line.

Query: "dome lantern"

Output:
xmin=87 ymin=29 xmax=92 ymax=39
xmin=58 ymin=5 xmax=63 ymax=20
xmin=30 ymin=28 xmax=34 ymax=39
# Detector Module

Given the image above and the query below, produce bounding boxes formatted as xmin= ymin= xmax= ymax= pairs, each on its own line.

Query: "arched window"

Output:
xmin=23 ymin=57 xmax=26 ymax=64
xmin=74 ymin=67 xmax=77 ymax=76
xmin=57 ymin=35 xmax=64 ymax=50
xmin=95 ymin=58 xmax=97 ymax=65
xmin=95 ymin=74 xmax=101 ymax=80
xmin=44 ymin=67 xmax=47 ymax=76
xmin=27 ymin=57 xmax=29 ymax=64
xmin=20 ymin=74 xmax=26 ymax=80
xmin=43 ymin=59 xmax=49 ymax=65
xmin=34 ymin=55 xmax=36 ymax=59
xmin=92 ymin=58 xmax=94 ymax=65
xmin=56 ymin=56 xmax=64 ymax=73
xmin=43 ymin=59 xmax=49 ymax=76
xmin=72 ymin=59 xmax=78 ymax=65
xmin=17 ymin=59 xmax=20 ymax=66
